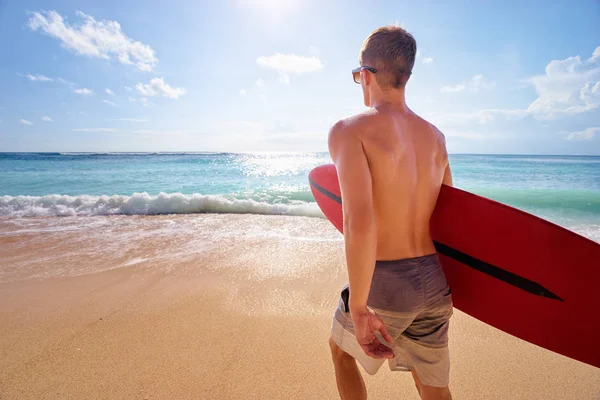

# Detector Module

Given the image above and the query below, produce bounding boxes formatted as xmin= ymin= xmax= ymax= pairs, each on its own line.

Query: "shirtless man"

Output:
xmin=328 ymin=26 xmax=454 ymax=400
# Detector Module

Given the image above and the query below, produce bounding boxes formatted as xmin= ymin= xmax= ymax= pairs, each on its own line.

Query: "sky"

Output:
xmin=0 ymin=0 xmax=599 ymax=154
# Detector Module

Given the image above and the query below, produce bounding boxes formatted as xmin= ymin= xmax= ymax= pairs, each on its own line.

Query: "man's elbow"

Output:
xmin=343 ymin=213 xmax=376 ymax=236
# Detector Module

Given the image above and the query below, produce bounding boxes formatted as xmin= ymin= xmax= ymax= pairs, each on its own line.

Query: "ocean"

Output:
xmin=1 ymin=152 xmax=599 ymax=242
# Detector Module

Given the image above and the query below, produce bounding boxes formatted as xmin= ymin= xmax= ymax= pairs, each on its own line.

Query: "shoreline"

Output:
xmin=1 ymin=214 xmax=599 ymax=399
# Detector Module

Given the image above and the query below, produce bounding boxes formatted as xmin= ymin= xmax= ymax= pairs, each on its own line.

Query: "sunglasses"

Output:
xmin=352 ymin=66 xmax=413 ymax=84
xmin=352 ymin=66 xmax=377 ymax=84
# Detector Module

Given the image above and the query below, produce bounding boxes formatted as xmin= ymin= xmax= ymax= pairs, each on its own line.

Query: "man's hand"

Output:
xmin=351 ymin=308 xmax=395 ymax=359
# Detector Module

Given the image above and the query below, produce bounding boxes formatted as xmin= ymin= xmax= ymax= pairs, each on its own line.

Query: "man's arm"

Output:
xmin=439 ymin=130 xmax=453 ymax=187
xmin=328 ymin=121 xmax=377 ymax=314
xmin=442 ymin=163 xmax=453 ymax=187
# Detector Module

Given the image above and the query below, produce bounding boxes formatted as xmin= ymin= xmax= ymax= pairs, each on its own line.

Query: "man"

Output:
xmin=328 ymin=25 xmax=454 ymax=400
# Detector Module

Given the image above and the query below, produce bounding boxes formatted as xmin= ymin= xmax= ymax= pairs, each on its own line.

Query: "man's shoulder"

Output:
xmin=410 ymin=113 xmax=446 ymax=142
xmin=329 ymin=110 xmax=379 ymax=139
xmin=424 ymin=119 xmax=446 ymax=143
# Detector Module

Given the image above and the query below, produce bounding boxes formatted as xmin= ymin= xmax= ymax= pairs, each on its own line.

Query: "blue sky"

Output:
xmin=0 ymin=0 xmax=599 ymax=154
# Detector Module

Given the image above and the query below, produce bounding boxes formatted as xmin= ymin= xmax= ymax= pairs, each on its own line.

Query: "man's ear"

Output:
xmin=362 ymin=69 xmax=370 ymax=86
xmin=363 ymin=69 xmax=374 ymax=87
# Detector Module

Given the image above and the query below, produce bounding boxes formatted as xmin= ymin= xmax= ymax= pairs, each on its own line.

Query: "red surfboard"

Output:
xmin=309 ymin=163 xmax=600 ymax=368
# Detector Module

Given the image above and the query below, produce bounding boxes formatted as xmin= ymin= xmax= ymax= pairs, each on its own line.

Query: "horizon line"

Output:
xmin=1 ymin=152 xmax=599 ymax=157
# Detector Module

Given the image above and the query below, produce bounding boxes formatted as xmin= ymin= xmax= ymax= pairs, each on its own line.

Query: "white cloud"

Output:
xmin=102 ymin=99 xmax=118 ymax=107
xmin=431 ymin=109 xmax=527 ymax=126
xmin=132 ymin=129 xmax=189 ymax=136
xmin=59 ymin=77 xmax=98 ymax=98
xmin=278 ymin=72 xmax=290 ymax=84
xmin=239 ymin=89 xmax=248 ymax=96
xmin=72 ymin=128 xmax=117 ymax=132
xmin=469 ymin=74 xmax=496 ymax=92
xmin=135 ymin=77 xmax=186 ymax=99
xmin=566 ymin=127 xmax=599 ymax=141
xmin=255 ymin=78 xmax=265 ymax=89
xmin=256 ymin=53 xmax=323 ymax=83
xmin=140 ymin=98 xmax=149 ymax=106
xmin=28 ymin=10 xmax=158 ymax=71
xmin=21 ymin=73 xmax=53 ymax=82
xmin=105 ymin=88 xmax=115 ymax=95
xmin=74 ymin=88 xmax=93 ymax=95
xmin=42 ymin=116 xmax=53 ymax=122
xmin=19 ymin=119 xmax=33 ymax=125
xmin=433 ymin=46 xmax=600 ymax=133
xmin=527 ymin=46 xmax=600 ymax=118
xmin=581 ymin=81 xmax=600 ymax=102
xmin=128 ymin=96 xmax=137 ymax=102
xmin=58 ymin=77 xmax=76 ymax=87
xmin=125 ymin=86 xmax=133 ymax=91
xmin=441 ymin=74 xmax=495 ymax=93
xmin=441 ymin=84 xmax=465 ymax=93
xmin=416 ymin=50 xmax=433 ymax=64
xmin=591 ymin=47 xmax=600 ymax=63
xmin=443 ymin=130 xmax=500 ymax=141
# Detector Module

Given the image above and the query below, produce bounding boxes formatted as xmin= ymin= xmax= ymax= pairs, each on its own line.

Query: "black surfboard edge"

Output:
xmin=309 ymin=176 xmax=341 ymax=204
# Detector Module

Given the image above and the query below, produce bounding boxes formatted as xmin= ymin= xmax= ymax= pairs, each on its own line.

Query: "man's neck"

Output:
xmin=369 ymin=89 xmax=408 ymax=111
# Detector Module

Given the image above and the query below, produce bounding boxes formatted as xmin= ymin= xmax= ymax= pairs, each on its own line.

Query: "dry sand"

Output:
xmin=1 ymin=214 xmax=599 ymax=399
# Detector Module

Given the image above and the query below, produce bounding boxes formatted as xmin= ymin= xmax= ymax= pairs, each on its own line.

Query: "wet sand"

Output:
xmin=1 ymin=214 xmax=599 ymax=399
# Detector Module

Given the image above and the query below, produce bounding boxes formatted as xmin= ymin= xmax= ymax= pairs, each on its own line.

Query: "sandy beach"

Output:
xmin=1 ymin=214 xmax=599 ymax=399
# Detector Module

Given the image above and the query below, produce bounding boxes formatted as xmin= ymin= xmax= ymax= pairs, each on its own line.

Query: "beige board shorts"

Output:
xmin=330 ymin=254 xmax=453 ymax=387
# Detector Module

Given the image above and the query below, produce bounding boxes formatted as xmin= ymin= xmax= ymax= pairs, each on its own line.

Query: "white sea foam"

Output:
xmin=0 ymin=192 xmax=324 ymax=218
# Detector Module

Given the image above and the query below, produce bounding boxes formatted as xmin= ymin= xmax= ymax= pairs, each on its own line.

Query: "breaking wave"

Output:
xmin=0 ymin=192 xmax=324 ymax=218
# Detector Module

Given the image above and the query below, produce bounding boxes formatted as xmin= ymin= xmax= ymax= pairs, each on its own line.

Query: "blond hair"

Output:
xmin=359 ymin=25 xmax=416 ymax=89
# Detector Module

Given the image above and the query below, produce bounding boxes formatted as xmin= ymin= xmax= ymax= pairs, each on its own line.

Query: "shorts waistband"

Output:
xmin=375 ymin=253 xmax=439 ymax=269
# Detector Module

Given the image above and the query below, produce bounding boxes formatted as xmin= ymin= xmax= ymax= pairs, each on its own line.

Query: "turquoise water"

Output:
xmin=1 ymin=152 xmax=599 ymax=240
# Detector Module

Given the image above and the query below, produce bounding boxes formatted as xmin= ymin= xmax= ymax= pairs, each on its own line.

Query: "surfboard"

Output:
xmin=309 ymin=163 xmax=600 ymax=368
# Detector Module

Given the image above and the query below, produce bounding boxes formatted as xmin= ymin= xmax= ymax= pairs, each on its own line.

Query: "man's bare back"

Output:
xmin=342 ymin=105 xmax=452 ymax=261
xmin=328 ymin=25 xmax=453 ymax=400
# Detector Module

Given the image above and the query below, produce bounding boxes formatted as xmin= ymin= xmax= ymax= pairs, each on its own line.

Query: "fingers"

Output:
xmin=370 ymin=313 xmax=394 ymax=344
xmin=360 ymin=340 xmax=395 ymax=359
xmin=378 ymin=323 xmax=394 ymax=344
xmin=361 ymin=344 xmax=394 ymax=359
xmin=355 ymin=312 xmax=395 ymax=359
